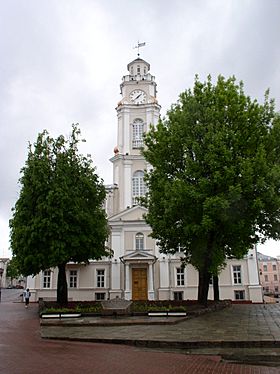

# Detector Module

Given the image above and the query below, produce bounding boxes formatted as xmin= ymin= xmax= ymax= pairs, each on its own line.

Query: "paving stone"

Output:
xmin=2 ymin=291 xmax=280 ymax=373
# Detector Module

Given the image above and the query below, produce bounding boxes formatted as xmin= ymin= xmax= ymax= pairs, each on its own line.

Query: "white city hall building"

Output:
xmin=28 ymin=56 xmax=263 ymax=303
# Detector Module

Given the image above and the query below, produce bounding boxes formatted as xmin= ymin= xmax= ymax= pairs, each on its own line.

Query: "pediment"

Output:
xmin=121 ymin=250 xmax=157 ymax=263
xmin=109 ymin=205 xmax=148 ymax=222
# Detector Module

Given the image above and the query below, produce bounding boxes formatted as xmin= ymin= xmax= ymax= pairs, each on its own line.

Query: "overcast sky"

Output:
xmin=1 ymin=0 xmax=280 ymax=258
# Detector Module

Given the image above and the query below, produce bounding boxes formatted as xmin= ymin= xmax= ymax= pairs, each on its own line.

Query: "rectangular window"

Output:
xmin=264 ymin=275 xmax=268 ymax=282
xmin=234 ymin=290 xmax=245 ymax=300
xmin=69 ymin=270 xmax=77 ymax=288
xmin=263 ymin=264 xmax=267 ymax=271
xmin=232 ymin=265 xmax=242 ymax=284
xmin=97 ymin=270 xmax=105 ymax=288
xmin=95 ymin=292 xmax=106 ymax=301
xmin=274 ymin=274 xmax=278 ymax=281
xmin=43 ymin=270 xmax=51 ymax=288
xmin=273 ymin=264 xmax=277 ymax=271
xmin=174 ymin=291 xmax=183 ymax=301
xmin=275 ymin=286 xmax=279 ymax=293
xmin=176 ymin=267 xmax=185 ymax=286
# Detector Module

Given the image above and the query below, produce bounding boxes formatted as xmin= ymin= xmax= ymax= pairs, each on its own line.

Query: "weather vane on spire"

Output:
xmin=133 ymin=41 xmax=146 ymax=57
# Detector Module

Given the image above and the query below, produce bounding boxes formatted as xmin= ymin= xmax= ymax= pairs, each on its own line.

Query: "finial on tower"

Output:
xmin=133 ymin=41 xmax=146 ymax=57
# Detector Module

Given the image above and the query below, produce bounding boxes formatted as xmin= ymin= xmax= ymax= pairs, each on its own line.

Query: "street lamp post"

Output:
xmin=0 ymin=267 xmax=4 ymax=302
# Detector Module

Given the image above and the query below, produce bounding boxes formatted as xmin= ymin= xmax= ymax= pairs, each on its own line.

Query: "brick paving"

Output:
xmin=0 ymin=290 xmax=280 ymax=373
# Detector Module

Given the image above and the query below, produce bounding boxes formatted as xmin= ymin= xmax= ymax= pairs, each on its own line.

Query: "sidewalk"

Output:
xmin=1 ymin=292 xmax=280 ymax=373
xmin=41 ymin=303 xmax=280 ymax=366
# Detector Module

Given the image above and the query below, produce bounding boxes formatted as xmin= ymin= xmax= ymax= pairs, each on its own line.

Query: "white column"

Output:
xmin=148 ymin=263 xmax=155 ymax=300
xmin=117 ymin=112 xmax=123 ymax=153
xmin=123 ymin=109 xmax=130 ymax=154
xmin=247 ymin=246 xmax=260 ymax=285
xmin=110 ymin=231 xmax=121 ymax=296
xmin=159 ymin=258 xmax=169 ymax=288
xmin=158 ymin=257 xmax=170 ymax=300
xmin=247 ymin=245 xmax=263 ymax=302
xmin=124 ymin=263 xmax=131 ymax=300
xmin=123 ymin=160 xmax=132 ymax=209
xmin=111 ymin=261 xmax=121 ymax=290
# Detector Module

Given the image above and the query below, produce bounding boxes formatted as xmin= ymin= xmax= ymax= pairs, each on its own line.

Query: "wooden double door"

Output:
xmin=132 ymin=268 xmax=147 ymax=300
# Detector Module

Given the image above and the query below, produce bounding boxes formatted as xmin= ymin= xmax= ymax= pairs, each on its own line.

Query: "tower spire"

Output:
xmin=133 ymin=41 xmax=146 ymax=57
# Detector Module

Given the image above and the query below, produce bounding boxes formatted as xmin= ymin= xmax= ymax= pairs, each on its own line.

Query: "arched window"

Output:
xmin=132 ymin=170 xmax=146 ymax=205
xmin=132 ymin=119 xmax=144 ymax=148
xmin=135 ymin=232 xmax=144 ymax=251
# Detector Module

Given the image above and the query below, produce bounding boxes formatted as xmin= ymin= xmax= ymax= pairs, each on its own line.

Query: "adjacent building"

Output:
xmin=0 ymin=258 xmax=9 ymax=288
xmin=27 ymin=56 xmax=263 ymax=303
xmin=258 ymin=252 xmax=280 ymax=297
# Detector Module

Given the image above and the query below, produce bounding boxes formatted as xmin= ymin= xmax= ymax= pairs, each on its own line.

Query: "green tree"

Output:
xmin=10 ymin=125 xmax=109 ymax=304
xmin=143 ymin=75 xmax=280 ymax=305
xmin=6 ymin=257 xmax=21 ymax=282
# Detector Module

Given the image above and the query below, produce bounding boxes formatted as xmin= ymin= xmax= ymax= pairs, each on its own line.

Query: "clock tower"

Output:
xmin=105 ymin=56 xmax=161 ymax=300
xmin=109 ymin=57 xmax=161 ymax=213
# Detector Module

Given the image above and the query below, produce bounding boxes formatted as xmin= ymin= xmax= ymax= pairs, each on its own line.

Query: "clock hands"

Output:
xmin=130 ymin=90 xmax=146 ymax=103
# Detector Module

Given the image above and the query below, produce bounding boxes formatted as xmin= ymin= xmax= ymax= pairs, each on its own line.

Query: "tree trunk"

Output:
xmin=213 ymin=275 xmax=219 ymax=301
xmin=197 ymin=233 xmax=215 ymax=306
xmin=57 ymin=263 xmax=68 ymax=305
xmin=198 ymin=269 xmax=211 ymax=306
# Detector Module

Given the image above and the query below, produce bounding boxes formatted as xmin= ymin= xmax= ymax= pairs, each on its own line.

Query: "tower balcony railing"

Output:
xmin=132 ymin=140 xmax=144 ymax=149
xmin=122 ymin=73 xmax=155 ymax=82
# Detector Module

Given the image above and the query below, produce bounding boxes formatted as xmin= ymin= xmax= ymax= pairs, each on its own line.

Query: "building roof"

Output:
xmin=127 ymin=58 xmax=150 ymax=71
xmin=257 ymin=252 xmax=277 ymax=261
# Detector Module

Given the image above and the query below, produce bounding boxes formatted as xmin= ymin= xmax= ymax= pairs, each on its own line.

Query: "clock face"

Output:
xmin=130 ymin=89 xmax=146 ymax=104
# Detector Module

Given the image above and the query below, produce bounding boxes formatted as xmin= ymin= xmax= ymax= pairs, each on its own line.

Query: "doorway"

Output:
xmin=132 ymin=268 xmax=147 ymax=300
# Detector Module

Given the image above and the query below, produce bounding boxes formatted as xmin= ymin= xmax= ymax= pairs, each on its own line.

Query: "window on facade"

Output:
xmin=263 ymin=265 xmax=267 ymax=271
xmin=132 ymin=170 xmax=146 ymax=205
xmin=275 ymin=286 xmax=279 ymax=293
xmin=132 ymin=119 xmax=144 ymax=148
xmin=234 ymin=290 xmax=245 ymax=300
xmin=130 ymin=67 xmax=134 ymax=75
xmin=174 ymin=291 xmax=183 ymax=301
xmin=95 ymin=292 xmax=106 ymax=301
xmin=43 ymin=270 xmax=51 ymax=288
xmin=264 ymin=275 xmax=268 ymax=282
xmin=176 ymin=267 xmax=185 ymax=286
xmin=265 ymin=287 xmax=269 ymax=293
xmin=97 ymin=270 xmax=105 ymax=288
xmin=137 ymin=65 xmax=140 ymax=74
xmin=274 ymin=274 xmax=278 ymax=281
xmin=135 ymin=232 xmax=144 ymax=251
xmin=232 ymin=265 xmax=242 ymax=284
xmin=273 ymin=264 xmax=277 ymax=271
xmin=69 ymin=270 xmax=77 ymax=288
